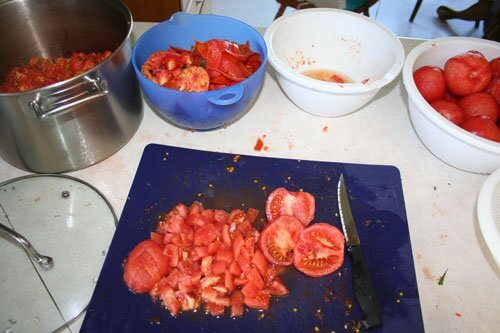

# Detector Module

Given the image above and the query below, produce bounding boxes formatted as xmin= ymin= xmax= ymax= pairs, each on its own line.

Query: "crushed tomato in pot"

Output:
xmin=141 ymin=39 xmax=262 ymax=92
xmin=0 ymin=51 xmax=112 ymax=93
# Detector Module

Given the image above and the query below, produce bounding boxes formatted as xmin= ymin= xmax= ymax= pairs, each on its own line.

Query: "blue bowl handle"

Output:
xmin=207 ymin=85 xmax=244 ymax=106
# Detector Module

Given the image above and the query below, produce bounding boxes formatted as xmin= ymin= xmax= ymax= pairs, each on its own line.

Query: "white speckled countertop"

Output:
xmin=0 ymin=22 xmax=498 ymax=333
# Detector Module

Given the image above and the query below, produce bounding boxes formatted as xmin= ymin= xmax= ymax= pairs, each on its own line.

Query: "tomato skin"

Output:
xmin=458 ymin=92 xmax=498 ymax=122
xmin=123 ymin=240 xmax=170 ymax=293
xmin=259 ymin=215 xmax=305 ymax=266
xmin=430 ymin=100 xmax=465 ymax=125
xmin=444 ymin=50 xmax=492 ymax=96
xmin=461 ymin=116 xmax=500 ymax=142
xmin=293 ymin=223 xmax=345 ymax=278
xmin=413 ymin=66 xmax=446 ymax=103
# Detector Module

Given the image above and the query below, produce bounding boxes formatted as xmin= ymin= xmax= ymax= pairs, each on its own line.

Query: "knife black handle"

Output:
xmin=348 ymin=245 xmax=382 ymax=329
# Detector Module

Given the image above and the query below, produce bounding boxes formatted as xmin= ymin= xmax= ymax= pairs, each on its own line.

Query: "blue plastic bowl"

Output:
xmin=132 ymin=13 xmax=267 ymax=130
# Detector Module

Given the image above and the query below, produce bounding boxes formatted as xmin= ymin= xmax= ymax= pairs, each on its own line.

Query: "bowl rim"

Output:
xmin=131 ymin=12 xmax=268 ymax=96
xmin=263 ymin=8 xmax=405 ymax=94
xmin=402 ymin=36 xmax=500 ymax=154
xmin=477 ymin=167 xmax=500 ymax=267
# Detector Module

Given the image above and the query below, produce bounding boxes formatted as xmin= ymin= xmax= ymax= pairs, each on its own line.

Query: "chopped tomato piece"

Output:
xmin=225 ymin=270 xmax=235 ymax=293
xmin=251 ymin=249 xmax=268 ymax=277
xmin=245 ymin=208 xmax=259 ymax=224
xmin=234 ymin=277 xmax=248 ymax=286
xmin=247 ymin=267 xmax=265 ymax=290
xmin=161 ymin=287 xmax=181 ymax=316
xmin=207 ymin=241 xmax=221 ymax=255
xmin=244 ymin=290 xmax=270 ymax=310
xmin=241 ymin=281 xmax=260 ymax=298
xmin=229 ymin=260 xmax=242 ymax=276
xmin=211 ymin=260 xmax=227 ymax=276
xmin=216 ymin=248 xmax=233 ymax=264
xmin=232 ymin=231 xmax=245 ymax=259
xmin=237 ymin=252 xmax=253 ymax=274
xmin=194 ymin=224 xmax=218 ymax=246
xmin=200 ymin=256 xmax=213 ymax=276
xmin=230 ymin=290 xmax=244 ymax=317
xmin=186 ymin=213 xmax=210 ymax=228
xmin=214 ymin=209 xmax=229 ymax=224
xmin=207 ymin=302 xmax=225 ymax=316
xmin=269 ymin=277 xmax=289 ymax=296
xmin=163 ymin=244 xmax=180 ymax=268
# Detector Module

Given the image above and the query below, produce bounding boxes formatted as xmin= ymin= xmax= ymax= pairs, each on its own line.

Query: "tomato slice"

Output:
xmin=293 ymin=223 xmax=345 ymax=277
xmin=265 ymin=188 xmax=294 ymax=222
xmin=258 ymin=215 xmax=304 ymax=266
xmin=265 ymin=187 xmax=315 ymax=226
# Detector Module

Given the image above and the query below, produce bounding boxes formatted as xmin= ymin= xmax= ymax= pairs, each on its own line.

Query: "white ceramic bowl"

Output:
xmin=402 ymin=37 xmax=500 ymax=174
xmin=477 ymin=167 xmax=500 ymax=268
xmin=264 ymin=8 xmax=405 ymax=117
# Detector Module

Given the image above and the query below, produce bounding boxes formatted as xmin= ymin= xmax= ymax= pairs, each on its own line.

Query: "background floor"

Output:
xmin=204 ymin=0 xmax=484 ymax=39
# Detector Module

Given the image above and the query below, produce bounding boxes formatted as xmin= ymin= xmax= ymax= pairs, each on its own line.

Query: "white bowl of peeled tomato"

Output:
xmin=402 ymin=37 xmax=500 ymax=174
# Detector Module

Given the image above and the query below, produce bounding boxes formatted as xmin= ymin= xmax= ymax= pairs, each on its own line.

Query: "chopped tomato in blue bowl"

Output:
xmin=132 ymin=12 xmax=267 ymax=130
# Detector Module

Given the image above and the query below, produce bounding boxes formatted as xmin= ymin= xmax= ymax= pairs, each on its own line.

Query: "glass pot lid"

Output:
xmin=0 ymin=174 xmax=117 ymax=333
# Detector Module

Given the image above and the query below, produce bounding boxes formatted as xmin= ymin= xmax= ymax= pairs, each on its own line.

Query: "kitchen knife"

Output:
xmin=337 ymin=174 xmax=382 ymax=329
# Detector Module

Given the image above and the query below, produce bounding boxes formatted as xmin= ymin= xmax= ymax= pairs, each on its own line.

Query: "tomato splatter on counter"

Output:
xmin=455 ymin=312 xmax=462 ymax=318
xmin=322 ymin=126 xmax=328 ymax=133
xmin=361 ymin=78 xmax=370 ymax=84
xmin=254 ymin=134 xmax=268 ymax=151
xmin=0 ymin=51 xmax=112 ymax=93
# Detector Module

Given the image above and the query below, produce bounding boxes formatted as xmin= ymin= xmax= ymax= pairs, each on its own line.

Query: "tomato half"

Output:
xmin=265 ymin=187 xmax=315 ymax=226
xmin=293 ymin=223 xmax=345 ymax=277
xmin=258 ymin=215 xmax=304 ymax=266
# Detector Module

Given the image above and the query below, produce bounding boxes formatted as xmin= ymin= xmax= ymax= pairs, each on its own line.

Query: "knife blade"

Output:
xmin=337 ymin=174 xmax=382 ymax=329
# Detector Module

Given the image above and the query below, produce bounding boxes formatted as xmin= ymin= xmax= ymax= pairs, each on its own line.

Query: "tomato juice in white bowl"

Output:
xmin=264 ymin=8 xmax=405 ymax=117
xmin=402 ymin=37 xmax=500 ymax=174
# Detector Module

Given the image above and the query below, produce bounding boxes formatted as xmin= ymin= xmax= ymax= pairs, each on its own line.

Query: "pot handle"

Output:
xmin=207 ymin=85 xmax=243 ymax=106
xmin=29 ymin=76 xmax=109 ymax=119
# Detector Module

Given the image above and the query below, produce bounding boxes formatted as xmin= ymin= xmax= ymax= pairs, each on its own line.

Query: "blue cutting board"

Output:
xmin=81 ymin=144 xmax=424 ymax=333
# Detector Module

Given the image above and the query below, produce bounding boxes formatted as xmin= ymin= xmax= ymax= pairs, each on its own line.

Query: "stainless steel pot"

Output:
xmin=0 ymin=0 xmax=143 ymax=173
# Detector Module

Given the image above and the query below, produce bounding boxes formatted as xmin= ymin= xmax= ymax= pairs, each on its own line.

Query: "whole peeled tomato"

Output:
xmin=413 ymin=65 xmax=446 ymax=103
xmin=485 ymin=78 xmax=500 ymax=104
xmin=490 ymin=57 xmax=500 ymax=79
xmin=458 ymin=92 xmax=498 ymax=122
xmin=444 ymin=50 xmax=492 ymax=96
xmin=461 ymin=116 xmax=500 ymax=142
xmin=431 ymin=99 xmax=465 ymax=125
